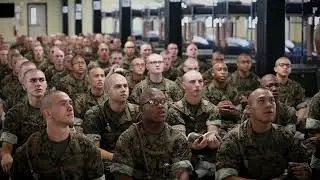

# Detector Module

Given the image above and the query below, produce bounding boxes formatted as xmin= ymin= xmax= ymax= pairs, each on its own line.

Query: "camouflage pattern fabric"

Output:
xmin=89 ymin=59 xmax=110 ymax=70
xmin=33 ymin=58 xmax=48 ymax=72
xmin=0 ymin=99 xmax=45 ymax=148
xmin=122 ymin=55 xmax=137 ymax=70
xmin=73 ymin=90 xmax=108 ymax=119
xmin=172 ymin=57 xmax=184 ymax=68
xmin=56 ymin=74 xmax=89 ymax=99
xmin=44 ymin=66 xmax=59 ymax=83
xmin=308 ymin=91 xmax=320 ymax=121
xmin=130 ymin=77 xmax=183 ymax=104
xmin=229 ymin=71 xmax=260 ymax=97
xmin=0 ymin=74 xmax=25 ymax=111
xmin=125 ymin=74 xmax=145 ymax=97
xmin=216 ymin=120 xmax=309 ymax=180
xmin=163 ymin=67 xmax=179 ymax=81
xmin=110 ymin=122 xmax=193 ymax=179
xmin=167 ymin=97 xmax=221 ymax=135
xmin=49 ymin=70 xmax=69 ymax=89
xmin=203 ymin=79 xmax=239 ymax=106
xmin=202 ymin=68 xmax=213 ymax=86
xmin=279 ymin=79 xmax=305 ymax=108
xmin=11 ymin=131 xmax=105 ymax=180
xmin=83 ymin=100 xmax=140 ymax=151
xmin=0 ymin=64 xmax=12 ymax=82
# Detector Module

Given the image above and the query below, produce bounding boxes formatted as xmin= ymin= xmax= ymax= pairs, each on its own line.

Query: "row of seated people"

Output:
xmin=0 ymin=33 xmax=319 ymax=179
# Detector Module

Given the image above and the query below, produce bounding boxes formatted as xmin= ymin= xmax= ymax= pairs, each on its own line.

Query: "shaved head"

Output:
xmin=139 ymin=88 xmax=164 ymax=106
xmin=260 ymin=74 xmax=277 ymax=87
xmin=248 ymin=88 xmax=272 ymax=105
xmin=275 ymin=57 xmax=291 ymax=67
xmin=104 ymin=73 xmax=127 ymax=90
xmin=182 ymin=70 xmax=202 ymax=82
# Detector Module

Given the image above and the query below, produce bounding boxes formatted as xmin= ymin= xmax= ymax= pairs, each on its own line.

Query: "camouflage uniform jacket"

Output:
xmin=11 ymin=131 xmax=105 ymax=180
xmin=216 ymin=120 xmax=308 ymax=180
xmin=202 ymin=68 xmax=213 ymax=86
xmin=33 ymin=58 xmax=48 ymax=72
xmin=204 ymin=79 xmax=239 ymax=106
xmin=122 ymin=55 xmax=137 ymax=70
xmin=167 ymin=97 xmax=220 ymax=135
xmin=130 ymin=77 xmax=183 ymax=104
xmin=0 ymin=98 xmax=45 ymax=148
xmin=308 ymin=91 xmax=320 ymax=121
xmin=44 ymin=66 xmax=59 ymax=83
xmin=229 ymin=71 xmax=260 ymax=97
xmin=279 ymin=78 xmax=305 ymax=108
xmin=163 ymin=67 xmax=179 ymax=81
xmin=56 ymin=74 xmax=89 ymax=99
xmin=125 ymin=74 xmax=145 ymax=96
xmin=0 ymin=64 xmax=12 ymax=82
xmin=0 ymin=73 xmax=25 ymax=111
xmin=110 ymin=122 xmax=193 ymax=179
xmin=49 ymin=70 xmax=69 ymax=89
xmin=74 ymin=90 xmax=108 ymax=119
xmin=83 ymin=100 xmax=140 ymax=151
xmin=172 ymin=57 xmax=184 ymax=68
xmin=89 ymin=59 xmax=110 ymax=70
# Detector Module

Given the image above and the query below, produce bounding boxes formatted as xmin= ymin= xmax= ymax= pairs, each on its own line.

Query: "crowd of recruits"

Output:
xmin=0 ymin=33 xmax=319 ymax=179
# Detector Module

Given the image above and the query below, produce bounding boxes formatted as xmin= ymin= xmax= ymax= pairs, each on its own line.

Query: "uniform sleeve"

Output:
xmin=294 ymin=84 xmax=305 ymax=108
xmin=169 ymin=82 xmax=183 ymax=102
xmin=286 ymin=133 xmax=309 ymax=163
xmin=206 ymin=104 xmax=222 ymax=127
xmin=110 ymin=128 xmax=135 ymax=177
xmin=215 ymin=132 xmax=242 ymax=180
xmin=73 ymin=94 xmax=86 ymax=119
xmin=309 ymin=93 xmax=320 ymax=120
xmin=83 ymin=107 xmax=104 ymax=136
xmin=0 ymin=105 xmax=21 ymax=145
xmin=11 ymin=144 xmax=33 ymax=180
xmin=166 ymin=107 xmax=186 ymax=135
xmin=170 ymin=134 xmax=193 ymax=175
xmin=85 ymin=141 xmax=105 ymax=180
xmin=130 ymin=83 xmax=142 ymax=104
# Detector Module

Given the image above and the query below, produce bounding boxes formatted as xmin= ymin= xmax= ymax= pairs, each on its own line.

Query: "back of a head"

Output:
xmin=139 ymin=88 xmax=163 ymax=106
xmin=260 ymin=74 xmax=276 ymax=88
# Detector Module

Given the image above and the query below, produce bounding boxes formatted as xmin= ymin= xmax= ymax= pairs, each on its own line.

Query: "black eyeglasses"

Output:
xmin=143 ymin=99 xmax=167 ymax=106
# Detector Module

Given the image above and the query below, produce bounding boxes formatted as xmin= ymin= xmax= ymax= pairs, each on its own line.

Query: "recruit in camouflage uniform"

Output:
xmin=56 ymin=74 xmax=89 ymax=99
xmin=215 ymin=120 xmax=309 ymax=180
xmin=229 ymin=71 xmax=260 ymax=97
xmin=279 ymin=79 xmax=305 ymax=108
xmin=110 ymin=122 xmax=193 ymax=179
xmin=0 ymin=74 xmax=25 ymax=111
xmin=167 ymin=97 xmax=221 ymax=136
xmin=0 ymin=98 xmax=45 ymax=148
xmin=11 ymin=131 xmax=105 ymax=180
xmin=83 ymin=100 xmax=140 ymax=151
xmin=130 ymin=76 xmax=183 ymax=104
xmin=73 ymin=90 xmax=108 ymax=119
xmin=241 ymin=101 xmax=297 ymax=131
xmin=167 ymin=97 xmax=221 ymax=174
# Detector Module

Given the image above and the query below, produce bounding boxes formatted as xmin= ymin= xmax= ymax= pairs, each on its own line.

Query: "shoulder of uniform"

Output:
xmin=85 ymin=104 xmax=101 ymax=116
xmin=127 ymin=102 xmax=139 ymax=111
